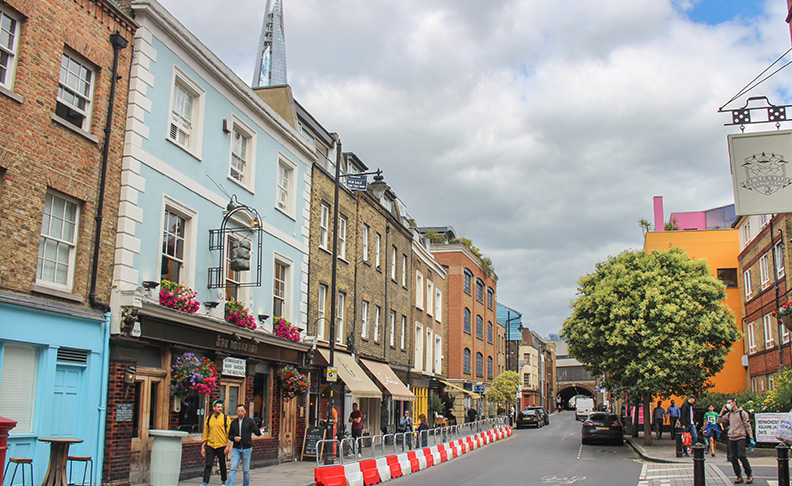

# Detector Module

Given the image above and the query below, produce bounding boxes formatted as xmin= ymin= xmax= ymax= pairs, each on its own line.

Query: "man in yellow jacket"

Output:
xmin=201 ymin=399 xmax=231 ymax=486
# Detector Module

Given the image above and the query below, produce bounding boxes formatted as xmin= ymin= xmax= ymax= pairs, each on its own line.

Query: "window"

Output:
xmin=777 ymin=241 xmax=785 ymax=278
xmin=476 ymin=352 xmax=483 ymax=377
xmin=487 ymin=288 xmax=494 ymax=310
xmin=764 ymin=314 xmax=774 ymax=348
xmin=744 ymin=269 xmax=752 ymax=300
xmin=161 ymin=209 xmax=186 ymax=283
xmin=375 ymin=233 xmax=381 ymax=268
xmin=784 ymin=322 xmax=790 ymax=345
xmin=229 ymin=123 xmax=253 ymax=185
xmin=747 ymin=321 xmax=756 ymax=353
xmin=416 ymin=271 xmax=424 ymax=309
xmin=336 ymin=292 xmax=346 ymax=344
xmin=0 ymin=8 xmax=20 ymax=90
xmin=253 ymin=370 xmax=272 ymax=433
xmin=426 ymin=280 xmax=434 ymax=316
xmin=463 ymin=348 xmax=471 ymax=374
xmin=426 ymin=329 xmax=433 ymax=372
xmin=168 ymin=70 xmax=204 ymax=154
xmin=319 ymin=204 xmax=329 ymax=249
xmin=743 ymin=221 xmax=752 ymax=244
xmin=389 ymin=310 xmax=396 ymax=346
xmin=769 ymin=373 xmax=776 ymax=391
xmin=224 ymin=238 xmax=245 ymax=301
xmin=760 ymin=254 xmax=770 ymax=289
xmin=717 ymin=268 xmax=738 ymax=289
xmin=391 ymin=246 xmax=397 ymax=280
xmin=276 ymin=159 xmax=296 ymax=215
xmin=487 ymin=356 xmax=493 ymax=379
xmin=273 ymin=260 xmax=288 ymax=318
xmin=56 ymin=51 xmax=95 ymax=130
xmin=362 ymin=225 xmax=369 ymax=262
xmin=464 ymin=269 xmax=473 ymax=294
xmin=338 ymin=216 xmax=347 ymax=260
xmin=400 ymin=315 xmax=406 ymax=350
xmin=476 ymin=279 xmax=484 ymax=302
xmin=0 ymin=343 xmax=38 ymax=433
xmin=37 ymin=191 xmax=80 ymax=290
xmin=524 ymin=373 xmax=531 ymax=387
xmin=374 ymin=305 xmax=381 ymax=341
xmin=464 ymin=308 xmax=471 ymax=334
xmin=476 ymin=315 xmax=483 ymax=340
xmin=317 ymin=284 xmax=328 ymax=340
xmin=487 ymin=321 xmax=493 ymax=343
xmin=361 ymin=300 xmax=369 ymax=339
xmin=435 ymin=289 xmax=442 ymax=322
xmin=402 ymin=255 xmax=407 ymax=287
xmin=415 ymin=323 xmax=424 ymax=370
xmin=434 ymin=336 xmax=442 ymax=374
xmin=760 ymin=214 xmax=769 ymax=227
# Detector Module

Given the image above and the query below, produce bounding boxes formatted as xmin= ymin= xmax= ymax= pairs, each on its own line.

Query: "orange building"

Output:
xmin=643 ymin=197 xmax=746 ymax=394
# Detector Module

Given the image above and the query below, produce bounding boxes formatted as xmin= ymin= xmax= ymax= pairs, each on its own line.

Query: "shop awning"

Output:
xmin=316 ymin=349 xmax=382 ymax=399
xmin=437 ymin=379 xmax=481 ymax=399
xmin=360 ymin=359 xmax=416 ymax=402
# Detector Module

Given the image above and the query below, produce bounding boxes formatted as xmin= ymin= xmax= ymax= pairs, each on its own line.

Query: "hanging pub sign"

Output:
xmin=728 ymin=129 xmax=792 ymax=216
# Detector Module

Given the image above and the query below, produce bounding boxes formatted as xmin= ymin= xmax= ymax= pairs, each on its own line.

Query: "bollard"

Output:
xmin=779 ymin=443 xmax=791 ymax=486
xmin=675 ymin=424 xmax=685 ymax=457
xmin=692 ymin=443 xmax=705 ymax=486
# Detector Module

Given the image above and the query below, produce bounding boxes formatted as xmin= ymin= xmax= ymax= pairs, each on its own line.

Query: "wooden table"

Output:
xmin=37 ymin=437 xmax=83 ymax=486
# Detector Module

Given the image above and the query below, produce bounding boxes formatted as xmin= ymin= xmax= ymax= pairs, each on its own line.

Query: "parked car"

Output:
xmin=524 ymin=407 xmax=549 ymax=426
xmin=516 ymin=408 xmax=544 ymax=429
xmin=575 ymin=397 xmax=595 ymax=421
xmin=581 ymin=412 xmax=624 ymax=445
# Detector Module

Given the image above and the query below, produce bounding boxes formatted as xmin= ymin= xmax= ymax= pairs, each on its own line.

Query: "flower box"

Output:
xmin=272 ymin=317 xmax=301 ymax=342
xmin=225 ymin=299 xmax=257 ymax=330
xmin=159 ymin=280 xmax=200 ymax=314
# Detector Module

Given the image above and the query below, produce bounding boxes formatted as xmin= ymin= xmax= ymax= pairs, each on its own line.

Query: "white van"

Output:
xmin=575 ymin=397 xmax=595 ymax=421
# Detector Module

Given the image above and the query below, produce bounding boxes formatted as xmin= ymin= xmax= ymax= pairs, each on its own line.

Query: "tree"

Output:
xmin=637 ymin=218 xmax=651 ymax=237
xmin=562 ymin=248 xmax=738 ymax=445
xmin=486 ymin=371 xmax=521 ymax=406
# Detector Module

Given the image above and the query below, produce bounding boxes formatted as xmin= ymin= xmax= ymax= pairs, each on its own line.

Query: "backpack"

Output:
xmin=206 ymin=413 xmax=229 ymax=434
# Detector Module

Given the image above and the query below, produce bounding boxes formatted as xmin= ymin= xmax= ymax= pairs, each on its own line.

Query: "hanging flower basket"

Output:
xmin=277 ymin=365 xmax=309 ymax=401
xmin=273 ymin=317 xmax=301 ymax=342
xmin=778 ymin=303 xmax=792 ymax=331
xmin=225 ymin=299 xmax=257 ymax=330
xmin=169 ymin=353 xmax=218 ymax=397
xmin=159 ymin=280 xmax=200 ymax=314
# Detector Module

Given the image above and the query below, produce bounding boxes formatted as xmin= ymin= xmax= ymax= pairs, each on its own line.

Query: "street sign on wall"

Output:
xmin=728 ymin=130 xmax=792 ymax=215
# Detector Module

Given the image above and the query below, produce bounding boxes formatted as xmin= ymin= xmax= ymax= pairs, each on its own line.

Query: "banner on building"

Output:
xmin=728 ymin=130 xmax=792 ymax=215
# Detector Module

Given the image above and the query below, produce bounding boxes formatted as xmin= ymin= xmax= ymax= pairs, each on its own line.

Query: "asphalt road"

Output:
xmin=388 ymin=412 xmax=644 ymax=486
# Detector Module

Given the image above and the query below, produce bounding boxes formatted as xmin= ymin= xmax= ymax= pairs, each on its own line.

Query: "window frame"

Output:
xmin=272 ymin=254 xmax=292 ymax=320
xmin=487 ymin=321 xmax=493 ymax=343
xmin=463 ymin=308 xmax=471 ymax=334
xmin=317 ymin=284 xmax=328 ymax=340
xmin=415 ymin=271 xmax=424 ymax=309
xmin=319 ymin=204 xmax=330 ymax=249
xmin=487 ymin=356 xmax=493 ymax=380
xmin=744 ymin=269 xmax=752 ymax=300
xmin=374 ymin=305 xmax=381 ymax=342
xmin=487 ymin=287 xmax=494 ymax=310
xmin=362 ymin=224 xmax=369 ymax=262
xmin=227 ymin=117 xmax=256 ymax=189
xmin=166 ymin=66 xmax=205 ymax=158
xmin=401 ymin=254 xmax=407 ymax=287
xmin=475 ymin=352 xmax=483 ymax=378
xmin=338 ymin=216 xmax=347 ymax=260
xmin=389 ymin=310 xmax=396 ymax=347
xmin=476 ymin=315 xmax=483 ymax=340
xmin=415 ymin=322 xmax=424 ymax=370
xmin=361 ymin=300 xmax=369 ymax=339
xmin=336 ymin=291 xmax=346 ymax=345
xmin=390 ymin=246 xmax=397 ymax=280
xmin=463 ymin=348 xmax=471 ymax=374
xmin=55 ymin=50 xmax=96 ymax=132
xmin=0 ymin=343 xmax=38 ymax=433
xmin=400 ymin=315 xmax=406 ymax=350
xmin=275 ymin=155 xmax=297 ymax=218
xmin=375 ymin=233 xmax=381 ymax=268
xmin=435 ymin=289 xmax=442 ymax=322
xmin=747 ymin=321 xmax=756 ymax=353
xmin=426 ymin=279 xmax=434 ymax=317
xmin=476 ymin=279 xmax=484 ymax=302
xmin=463 ymin=269 xmax=472 ymax=294
xmin=158 ymin=199 xmax=197 ymax=288
xmin=764 ymin=313 xmax=774 ymax=348
xmin=434 ymin=336 xmax=442 ymax=374
xmin=37 ymin=190 xmax=81 ymax=291
xmin=760 ymin=253 xmax=770 ymax=289
xmin=0 ymin=7 xmax=21 ymax=91
xmin=776 ymin=241 xmax=785 ymax=279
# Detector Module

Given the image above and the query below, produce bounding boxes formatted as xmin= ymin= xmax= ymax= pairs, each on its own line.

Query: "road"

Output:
xmin=389 ymin=412 xmax=643 ymax=486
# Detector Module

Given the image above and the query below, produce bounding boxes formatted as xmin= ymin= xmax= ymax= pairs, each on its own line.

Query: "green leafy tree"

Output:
xmin=486 ymin=371 xmax=521 ymax=406
xmin=562 ymin=248 xmax=738 ymax=445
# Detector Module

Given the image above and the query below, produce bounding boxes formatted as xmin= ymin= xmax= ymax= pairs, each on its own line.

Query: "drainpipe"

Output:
xmin=96 ymin=312 xmax=111 ymax=485
xmin=89 ymin=31 xmax=128 ymax=312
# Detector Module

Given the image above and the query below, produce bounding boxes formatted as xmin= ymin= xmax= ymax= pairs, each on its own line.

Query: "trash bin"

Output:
xmin=149 ymin=430 xmax=188 ymax=486
xmin=0 ymin=417 xmax=18 ymax=486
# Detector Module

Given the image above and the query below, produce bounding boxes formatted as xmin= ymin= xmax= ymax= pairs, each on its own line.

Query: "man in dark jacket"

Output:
xmin=680 ymin=395 xmax=698 ymax=456
xmin=227 ymin=404 xmax=262 ymax=486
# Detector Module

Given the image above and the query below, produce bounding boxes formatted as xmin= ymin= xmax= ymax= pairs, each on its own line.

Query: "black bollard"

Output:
xmin=779 ymin=443 xmax=790 ymax=486
xmin=693 ymin=443 xmax=705 ymax=486
xmin=675 ymin=424 xmax=685 ymax=457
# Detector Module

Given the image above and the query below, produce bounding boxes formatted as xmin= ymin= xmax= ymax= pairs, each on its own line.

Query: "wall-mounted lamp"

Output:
xmin=253 ymin=338 xmax=261 ymax=345
xmin=232 ymin=332 xmax=241 ymax=342
xmin=258 ymin=314 xmax=269 ymax=323
xmin=123 ymin=364 xmax=137 ymax=384
xmin=204 ymin=301 xmax=220 ymax=310
xmin=142 ymin=281 xmax=159 ymax=290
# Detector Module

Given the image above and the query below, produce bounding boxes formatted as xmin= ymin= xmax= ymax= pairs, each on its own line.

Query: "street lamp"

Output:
xmin=505 ymin=310 xmax=522 ymax=372
xmin=325 ymin=140 xmax=389 ymax=459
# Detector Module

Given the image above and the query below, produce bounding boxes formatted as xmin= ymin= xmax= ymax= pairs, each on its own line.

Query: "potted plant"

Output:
xmin=169 ymin=353 xmax=218 ymax=397
xmin=159 ymin=280 xmax=200 ymax=314
xmin=778 ymin=302 xmax=792 ymax=330
xmin=225 ymin=299 xmax=257 ymax=330
xmin=272 ymin=317 xmax=301 ymax=342
xmin=277 ymin=365 xmax=309 ymax=401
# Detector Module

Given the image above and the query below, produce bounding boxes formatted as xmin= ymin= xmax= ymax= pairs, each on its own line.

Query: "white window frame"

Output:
xmin=56 ymin=50 xmax=96 ymax=131
xmin=760 ymin=254 xmax=770 ymax=289
xmin=224 ymin=234 xmax=251 ymax=304
xmin=389 ymin=310 xmax=396 ymax=347
xmin=158 ymin=197 xmax=197 ymax=288
xmin=747 ymin=321 xmax=756 ymax=353
xmin=374 ymin=305 xmax=381 ymax=341
xmin=272 ymin=254 xmax=293 ymax=320
xmin=415 ymin=271 xmax=424 ymax=309
xmin=777 ymin=241 xmax=785 ymax=278
xmin=37 ymin=191 xmax=80 ymax=291
xmin=784 ymin=321 xmax=790 ymax=345
xmin=764 ymin=314 xmax=774 ymax=348
xmin=336 ymin=291 xmax=346 ymax=345
xmin=401 ymin=254 xmax=407 ymax=287
xmin=435 ymin=289 xmax=442 ymax=322
xmin=414 ymin=322 xmax=424 ymax=371
xmin=275 ymin=155 xmax=297 ymax=218
xmin=434 ymin=336 xmax=442 ymax=374
xmin=744 ymin=269 xmax=752 ymax=300
xmin=426 ymin=280 xmax=434 ymax=317
xmin=743 ymin=221 xmax=752 ymax=245
xmin=426 ymin=328 xmax=433 ymax=372
xmin=375 ymin=233 xmax=381 ymax=268
xmin=362 ymin=224 xmax=369 ymax=262
xmin=390 ymin=246 xmax=397 ymax=280
xmin=0 ymin=343 xmax=38 ymax=433
xmin=338 ymin=216 xmax=347 ymax=260
xmin=228 ymin=117 xmax=256 ymax=189
xmin=400 ymin=315 xmax=406 ymax=350
xmin=317 ymin=284 xmax=328 ymax=340
xmin=166 ymin=67 xmax=205 ymax=158
xmin=0 ymin=7 xmax=21 ymax=91
xmin=319 ymin=204 xmax=330 ymax=249
xmin=361 ymin=300 xmax=369 ymax=339
xmin=760 ymin=214 xmax=769 ymax=227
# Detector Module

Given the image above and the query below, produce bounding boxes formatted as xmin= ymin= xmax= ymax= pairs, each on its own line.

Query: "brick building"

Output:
xmin=0 ymin=0 xmax=135 ymax=483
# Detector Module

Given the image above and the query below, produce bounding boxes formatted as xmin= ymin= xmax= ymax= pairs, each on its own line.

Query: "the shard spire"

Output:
xmin=252 ymin=0 xmax=287 ymax=88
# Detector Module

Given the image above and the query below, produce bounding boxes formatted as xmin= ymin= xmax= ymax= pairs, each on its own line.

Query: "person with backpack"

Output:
xmin=227 ymin=404 xmax=262 ymax=486
xmin=719 ymin=398 xmax=754 ymax=484
xmin=201 ymin=399 xmax=231 ymax=486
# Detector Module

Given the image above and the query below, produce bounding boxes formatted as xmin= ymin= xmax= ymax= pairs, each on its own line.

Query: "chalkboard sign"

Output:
xmin=301 ymin=427 xmax=325 ymax=460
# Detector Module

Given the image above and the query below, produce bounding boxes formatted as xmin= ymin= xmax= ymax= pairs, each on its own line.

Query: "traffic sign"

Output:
xmin=474 ymin=384 xmax=485 ymax=393
xmin=326 ymin=367 xmax=338 ymax=382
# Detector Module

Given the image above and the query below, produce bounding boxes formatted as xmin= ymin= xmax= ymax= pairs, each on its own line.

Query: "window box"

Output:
xmin=225 ymin=298 xmax=257 ymax=330
xmin=159 ymin=280 xmax=200 ymax=313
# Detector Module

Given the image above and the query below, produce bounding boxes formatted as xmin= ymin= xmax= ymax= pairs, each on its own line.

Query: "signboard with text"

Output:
xmin=345 ymin=174 xmax=368 ymax=191
xmin=728 ymin=130 xmax=792 ymax=215
xmin=222 ymin=357 xmax=246 ymax=377
xmin=326 ymin=367 xmax=338 ymax=382
xmin=755 ymin=413 xmax=787 ymax=443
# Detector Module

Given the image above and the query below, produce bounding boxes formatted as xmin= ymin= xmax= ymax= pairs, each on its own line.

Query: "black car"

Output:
xmin=516 ymin=409 xmax=543 ymax=429
xmin=524 ymin=407 xmax=549 ymax=426
xmin=581 ymin=412 xmax=624 ymax=445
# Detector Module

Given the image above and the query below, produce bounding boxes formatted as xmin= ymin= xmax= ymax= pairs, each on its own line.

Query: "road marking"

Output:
xmin=541 ymin=476 xmax=586 ymax=484
xmin=577 ymin=444 xmax=583 ymax=460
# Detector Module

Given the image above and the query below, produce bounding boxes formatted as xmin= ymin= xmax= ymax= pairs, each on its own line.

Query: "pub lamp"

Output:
xmin=124 ymin=365 xmax=136 ymax=384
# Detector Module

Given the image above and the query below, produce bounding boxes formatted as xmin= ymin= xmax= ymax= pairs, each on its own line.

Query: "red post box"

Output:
xmin=0 ymin=416 xmax=18 ymax=486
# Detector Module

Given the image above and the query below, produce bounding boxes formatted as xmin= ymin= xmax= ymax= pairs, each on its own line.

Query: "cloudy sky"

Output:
xmin=158 ymin=0 xmax=792 ymax=336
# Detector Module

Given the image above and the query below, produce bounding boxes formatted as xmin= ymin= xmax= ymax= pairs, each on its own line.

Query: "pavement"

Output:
xmin=177 ymin=460 xmax=316 ymax=486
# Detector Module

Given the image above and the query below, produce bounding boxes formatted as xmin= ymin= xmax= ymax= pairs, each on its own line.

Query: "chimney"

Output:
xmin=653 ymin=196 xmax=664 ymax=232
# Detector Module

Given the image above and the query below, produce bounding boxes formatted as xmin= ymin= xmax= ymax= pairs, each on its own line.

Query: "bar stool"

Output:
xmin=66 ymin=456 xmax=92 ymax=486
xmin=3 ymin=457 xmax=33 ymax=486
